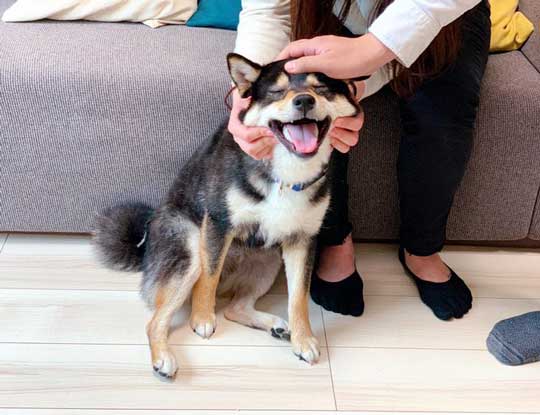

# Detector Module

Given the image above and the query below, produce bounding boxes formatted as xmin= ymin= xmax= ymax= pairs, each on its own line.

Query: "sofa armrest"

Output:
xmin=519 ymin=0 xmax=540 ymax=72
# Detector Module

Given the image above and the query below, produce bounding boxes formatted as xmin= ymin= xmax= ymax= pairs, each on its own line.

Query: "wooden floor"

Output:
xmin=1 ymin=232 xmax=539 ymax=414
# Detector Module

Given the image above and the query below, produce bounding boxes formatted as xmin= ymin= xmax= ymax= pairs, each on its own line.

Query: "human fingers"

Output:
xmin=228 ymin=110 xmax=273 ymax=145
xmin=330 ymin=127 xmax=359 ymax=147
xmin=234 ymin=135 xmax=276 ymax=160
xmin=284 ymin=55 xmax=332 ymax=74
xmin=333 ymin=110 xmax=364 ymax=132
xmin=330 ymin=137 xmax=351 ymax=153
xmin=276 ymin=39 xmax=319 ymax=60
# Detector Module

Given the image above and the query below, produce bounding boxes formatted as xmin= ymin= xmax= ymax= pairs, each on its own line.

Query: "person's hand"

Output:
xmin=330 ymin=110 xmax=364 ymax=153
xmin=227 ymin=89 xmax=277 ymax=160
xmin=276 ymin=33 xmax=396 ymax=79
xmin=329 ymin=81 xmax=365 ymax=153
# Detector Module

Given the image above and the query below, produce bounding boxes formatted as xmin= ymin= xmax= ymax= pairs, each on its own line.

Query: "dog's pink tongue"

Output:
xmin=283 ymin=123 xmax=318 ymax=153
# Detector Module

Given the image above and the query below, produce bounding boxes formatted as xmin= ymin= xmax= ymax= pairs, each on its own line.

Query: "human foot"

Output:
xmin=399 ymin=247 xmax=472 ymax=320
xmin=310 ymin=234 xmax=364 ymax=316
xmin=316 ymin=234 xmax=356 ymax=282
xmin=403 ymin=249 xmax=451 ymax=282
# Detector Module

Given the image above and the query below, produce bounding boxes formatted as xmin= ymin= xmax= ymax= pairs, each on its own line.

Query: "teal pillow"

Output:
xmin=187 ymin=0 xmax=242 ymax=30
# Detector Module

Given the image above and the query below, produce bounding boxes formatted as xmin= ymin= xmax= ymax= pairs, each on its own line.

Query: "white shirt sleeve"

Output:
xmin=368 ymin=0 xmax=481 ymax=68
xmin=234 ymin=0 xmax=291 ymax=66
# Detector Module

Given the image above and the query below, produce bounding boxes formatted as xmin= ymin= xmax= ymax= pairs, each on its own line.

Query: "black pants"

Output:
xmin=318 ymin=1 xmax=491 ymax=256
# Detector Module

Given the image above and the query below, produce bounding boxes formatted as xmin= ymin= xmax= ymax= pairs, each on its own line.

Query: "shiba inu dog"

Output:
xmin=93 ymin=53 xmax=359 ymax=380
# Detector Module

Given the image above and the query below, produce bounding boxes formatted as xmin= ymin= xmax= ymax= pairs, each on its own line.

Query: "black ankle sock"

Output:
xmin=310 ymin=271 xmax=365 ymax=317
xmin=398 ymin=247 xmax=472 ymax=320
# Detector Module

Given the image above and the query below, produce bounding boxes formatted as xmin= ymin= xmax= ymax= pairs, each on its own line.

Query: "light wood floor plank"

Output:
xmin=241 ymin=413 xmax=539 ymax=415
xmin=357 ymin=244 xmax=540 ymax=299
xmin=5 ymin=411 xmax=537 ymax=415
xmin=0 ymin=255 xmax=287 ymax=294
xmin=0 ymin=234 xmax=140 ymax=291
xmin=1 ymin=411 xmax=236 ymax=415
xmin=0 ymin=256 xmax=139 ymax=291
xmin=0 ymin=290 xmax=324 ymax=347
xmin=1 ymin=234 xmax=94 ymax=257
xmin=3 ymin=236 xmax=539 ymax=300
xmin=330 ymin=347 xmax=540 ymax=413
xmin=0 ymin=234 xmax=287 ymax=294
xmin=323 ymin=296 xmax=540 ymax=349
xmin=4 ymin=234 xmax=540 ymax=413
xmin=0 ymin=344 xmax=334 ymax=410
xmin=0 ymin=233 xmax=8 ymax=254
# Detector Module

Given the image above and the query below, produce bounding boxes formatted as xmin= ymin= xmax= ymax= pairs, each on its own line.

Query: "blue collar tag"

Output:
xmin=272 ymin=166 xmax=328 ymax=194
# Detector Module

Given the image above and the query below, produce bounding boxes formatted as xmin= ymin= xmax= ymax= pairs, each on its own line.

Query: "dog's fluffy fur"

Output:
xmin=93 ymin=54 xmax=359 ymax=380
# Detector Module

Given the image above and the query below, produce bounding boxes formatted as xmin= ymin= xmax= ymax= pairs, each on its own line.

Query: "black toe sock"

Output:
xmin=398 ymin=247 xmax=473 ymax=320
xmin=310 ymin=271 xmax=365 ymax=317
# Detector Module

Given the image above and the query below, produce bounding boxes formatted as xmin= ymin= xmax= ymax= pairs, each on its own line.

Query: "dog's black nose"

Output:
xmin=293 ymin=94 xmax=315 ymax=112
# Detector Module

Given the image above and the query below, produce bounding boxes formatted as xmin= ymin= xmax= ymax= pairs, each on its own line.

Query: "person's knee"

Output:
xmin=400 ymin=84 xmax=480 ymax=143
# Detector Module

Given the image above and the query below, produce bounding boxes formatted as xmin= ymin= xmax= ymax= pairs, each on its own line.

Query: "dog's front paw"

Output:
xmin=292 ymin=335 xmax=320 ymax=365
xmin=190 ymin=312 xmax=217 ymax=339
xmin=152 ymin=349 xmax=178 ymax=381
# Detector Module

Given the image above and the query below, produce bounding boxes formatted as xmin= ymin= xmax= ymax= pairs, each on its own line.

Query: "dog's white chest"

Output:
xmin=227 ymin=184 xmax=329 ymax=246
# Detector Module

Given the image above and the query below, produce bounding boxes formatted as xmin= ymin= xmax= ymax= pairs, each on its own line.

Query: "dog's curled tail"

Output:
xmin=93 ymin=202 xmax=154 ymax=272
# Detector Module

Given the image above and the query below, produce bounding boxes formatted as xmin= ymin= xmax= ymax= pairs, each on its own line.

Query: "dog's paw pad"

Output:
xmin=292 ymin=336 xmax=320 ymax=365
xmin=152 ymin=351 xmax=178 ymax=380
xmin=190 ymin=313 xmax=217 ymax=339
xmin=271 ymin=326 xmax=291 ymax=341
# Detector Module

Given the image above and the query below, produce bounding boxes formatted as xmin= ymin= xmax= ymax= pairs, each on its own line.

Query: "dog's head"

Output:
xmin=227 ymin=53 xmax=359 ymax=158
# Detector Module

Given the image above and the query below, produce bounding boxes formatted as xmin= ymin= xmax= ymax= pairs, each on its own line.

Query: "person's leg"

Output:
xmin=397 ymin=1 xmax=491 ymax=319
xmin=317 ymin=150 xmax=353 ymax=257
xmin=310 ymin=150 xmax=365 ymax=316
xmin=308 ymin=19 xmax=366 ymax=316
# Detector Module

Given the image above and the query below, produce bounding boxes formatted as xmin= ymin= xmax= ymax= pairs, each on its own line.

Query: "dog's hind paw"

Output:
xmin=152 ymin=350 xmax=178 ymax=381
xmin=292 ymin=335 xmax=320 ymax=365
xmin=270 ymin=320 xmax=290 ymax=341
xmin=190 ymin=312 xmax=217 ymax=339
xmin=271 ymin=326 xmax=291 ymax=341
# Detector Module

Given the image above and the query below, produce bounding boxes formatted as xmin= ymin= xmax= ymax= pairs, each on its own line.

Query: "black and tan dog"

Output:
xmin=93 ymin=53 xmax=359 ymax=380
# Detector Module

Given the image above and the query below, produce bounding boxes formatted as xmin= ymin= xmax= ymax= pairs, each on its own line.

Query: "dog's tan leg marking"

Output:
xmin=147 ymin=286 xmax=183 ymax=380
xmin=146 ymin=242 xmax=201 ymax=380
xmin=282 ymin=241 xmax=320 ymax=364
xmin=190 ymin=216 xmax=233 ymax=339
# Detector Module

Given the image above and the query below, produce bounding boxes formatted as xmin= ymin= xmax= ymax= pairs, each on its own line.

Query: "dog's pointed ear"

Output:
xmin=227 ymin=53 xmax=262 ymax=98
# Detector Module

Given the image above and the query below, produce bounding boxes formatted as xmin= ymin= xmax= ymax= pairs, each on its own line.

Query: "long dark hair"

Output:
xmin=291 ymin=0 xmax=462 ymax=97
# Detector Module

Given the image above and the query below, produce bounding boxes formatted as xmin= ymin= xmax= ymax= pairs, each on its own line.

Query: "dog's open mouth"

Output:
xmin=269 ymin=117 xmax=331 ymax=157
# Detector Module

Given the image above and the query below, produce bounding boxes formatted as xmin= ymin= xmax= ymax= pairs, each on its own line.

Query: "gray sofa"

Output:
xmin=1 ymin=0 xmax=539 ymax=246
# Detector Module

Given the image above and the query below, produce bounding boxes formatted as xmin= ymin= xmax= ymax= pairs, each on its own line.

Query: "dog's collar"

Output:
xmin=272 ymin=167 xmax=328 ymax=193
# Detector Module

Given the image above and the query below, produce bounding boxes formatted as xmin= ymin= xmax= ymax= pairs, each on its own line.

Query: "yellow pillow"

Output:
xmin=490 ymin=0 xmax=535 ymax=51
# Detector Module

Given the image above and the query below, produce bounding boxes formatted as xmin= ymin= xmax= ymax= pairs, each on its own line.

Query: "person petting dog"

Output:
xmin=229 ymin=0 xmax=490 ymax=320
